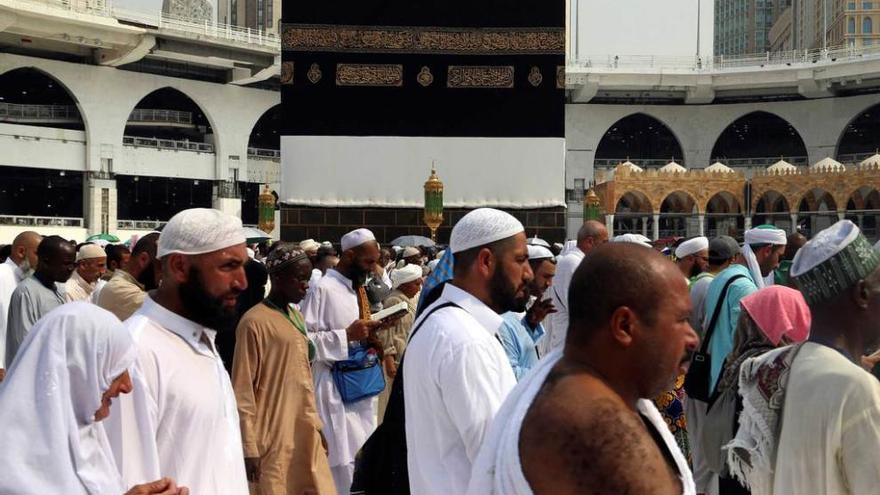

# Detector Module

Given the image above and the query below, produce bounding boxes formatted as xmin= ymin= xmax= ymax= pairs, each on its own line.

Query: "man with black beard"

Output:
xmin=301 ymin=228 xmax=386 ymax=495
xmin=404 ymin=208 xmax=533 ymax=495
xmin=674 ymin=236 xmax=709 ymax=283
xmin=97 ymin=233 xmax=160 ymax=322
xmin=107 ymin=208 xmax=250 ymax=495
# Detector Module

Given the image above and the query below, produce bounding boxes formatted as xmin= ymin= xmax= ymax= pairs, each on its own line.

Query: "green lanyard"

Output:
xmin=264 ymin=299 xmax=316 ymax=363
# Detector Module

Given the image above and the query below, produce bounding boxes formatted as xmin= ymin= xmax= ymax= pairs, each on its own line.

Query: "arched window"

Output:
xmin=864 ymin=17 xmax=873 ymax=34
xmin=850 ymin=17 xmax=857 ymax=33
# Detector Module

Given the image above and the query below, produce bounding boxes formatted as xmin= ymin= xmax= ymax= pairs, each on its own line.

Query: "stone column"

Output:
xmin=858 ymin=214 xmax=865 ymax=230
xmin=213 ymin=181 xmax=243 ymax=220
xmin=790 ymin=213 xmax=798 ymax=233
xmin=652 ymin=213 xmax=660 ymax=241
xmin=698 ymin=214 xmax=706 ymax=236
xmin=83 ymin=173 xmax=117 ymax=236
xmin=642 ymin=216 xmax=649 ymax=238
xmin=605 ymin=214 xmax=615 ymax=238
xmin=744 ymin=216 xmax=752 ymax=231
xmin=837 ymin=210 xmax=846 ymax=221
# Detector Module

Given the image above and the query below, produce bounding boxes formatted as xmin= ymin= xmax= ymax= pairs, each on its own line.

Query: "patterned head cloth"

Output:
xmin=265 ymin=243 xmax=309 ymax=274
xmin=791 ymin=220 xmax=880 ymax=305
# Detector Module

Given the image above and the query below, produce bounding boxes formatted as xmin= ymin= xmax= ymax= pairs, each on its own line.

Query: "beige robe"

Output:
xmin=377 ymin=290 xmax=416 ymax=420
xmin=232 ymin=302 xmax=336 ymax=495
xmin=96 ymin=270 xmax=145 ymax=322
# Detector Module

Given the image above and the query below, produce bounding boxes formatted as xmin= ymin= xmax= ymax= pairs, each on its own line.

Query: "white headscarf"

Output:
xmin=742 ymin=226 xmax=787 ymax=289
xmin=0 ymin=303 xmax=136 ymax=495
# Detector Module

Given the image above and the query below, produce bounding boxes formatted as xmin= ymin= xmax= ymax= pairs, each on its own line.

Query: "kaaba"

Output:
xmin=280 ymin=0 xmax=566 ymax=244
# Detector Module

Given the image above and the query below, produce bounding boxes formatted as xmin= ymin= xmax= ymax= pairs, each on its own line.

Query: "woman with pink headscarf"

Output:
xmin=702 ymin=286 xmax=811 ymax=495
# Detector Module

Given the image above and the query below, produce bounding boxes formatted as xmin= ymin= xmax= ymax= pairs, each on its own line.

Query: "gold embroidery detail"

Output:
xmin=447 ymin=65 xmax=514 ymax=89
xmin=282 ymin=24 xmax=564 ymax=55
xmin=556 ymin=65 xmax=565 ymax=89
xmin=335 ymin=63 xmax=404 ymax=87
xmin=280 ymin=61 xmax=294 ymax=85
xmin=307 ymin=63 xmax=322 ymax=84
xmin=417 ymin=66 xmax=434 ymax=87
xmin=528 ymin=66 xmax=543 ymax=87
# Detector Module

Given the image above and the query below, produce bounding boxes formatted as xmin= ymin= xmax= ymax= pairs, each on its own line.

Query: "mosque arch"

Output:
xmin=705 ymin=191 xmax=742 ymax=215
xmin=595 ymin=113 xmax=685 ymax=168
xmin=710 ymin=111 xmax=808 ymax=164
xmin=615 ymin=190 xmax=654 ymax=214
xmin=248 ymin=103 xmax=281 ymax=152
xmin=836 ymin=102 xmax=880 ymax=161
xmin=123 ymin=87 xmax=216 ymax=148
xmin=613 ymin=190 xmax=655 ymax=236
xmin=0 ymin=67 xmax=87 ymax=132
xmin=798 ymin=187 xmax=839 ymax=237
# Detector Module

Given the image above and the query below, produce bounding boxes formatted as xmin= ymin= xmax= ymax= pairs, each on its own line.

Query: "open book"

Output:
xmin=371 ymin=301 xmax=408 ymax=322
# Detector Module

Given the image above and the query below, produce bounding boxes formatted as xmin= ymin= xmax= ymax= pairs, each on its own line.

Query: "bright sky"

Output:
xmin=573 ymin=0 xmax=714 ymax=59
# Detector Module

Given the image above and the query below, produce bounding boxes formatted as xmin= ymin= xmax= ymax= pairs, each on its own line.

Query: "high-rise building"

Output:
xmin=162 ymin=0 xmax=214 ymax=23
xmin=829 ymin=0 xmax=880 ymax=48
xmin=222 ymin=0 xmax=279 ymax=35
xmin=715 ymin=0 xmax=792 ymax=55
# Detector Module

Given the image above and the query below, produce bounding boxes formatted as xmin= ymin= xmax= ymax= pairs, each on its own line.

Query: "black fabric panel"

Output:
xmin=280 ymin=53 xmax=563 ymax=137
xmin=283 ymin=0 xmax=563 ymax=28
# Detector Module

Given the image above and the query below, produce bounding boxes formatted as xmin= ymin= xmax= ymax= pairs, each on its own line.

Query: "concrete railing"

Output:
xmin=569 ymin=44 xmax=880 ymax=72
xmin=117 ymin=219 xmax=166 ymax=230
xmin=123 ymin=135 xmax=214 ymax=153
xmin=112 ymin=7 xmax=280 ymax=49
xmin=247 ymin=147 xmax=280 ymax=159
xmin=0 ymin=102 xmax=81 ymax=122
xmin=128 ymin=108 xmax=193 ymax=125
xmin=0 ymin=215 xmax=84 ymax=227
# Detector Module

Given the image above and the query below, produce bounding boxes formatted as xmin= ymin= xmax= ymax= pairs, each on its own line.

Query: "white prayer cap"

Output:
xmin=76 ymin=243 xmax=106 ymax=262
xmin=744 ymin=225 xmax=787 ymax=246
xmin=300 ymin=239 xmax=320 ymax=253
xmin=402 ymin=246 xmax=421 ymax=258
xmin=528 ymin=245 xmax=555 ymax=261
xmin=613 ymin=233 xmax=653 ymax=248
xmin=674 ymin=236 xmax=709 ymax=258
xmin=341 ymin=228 xmax=376 ymax=251
xmin=321 ymin=241 xmax=333 ymax=249
xmin=528 ymin=236 xmax=551 ymax=249
xmin=246 ymin=247 xmax=256 ymax=259
xmin=427 ymin=258 xmax=440 ymax=273
xmin=157 ymin=208 xmax=245 ymax=259
xmin=391 ymin=264 xmax=423 ymax=289
xmin=450 ymin=208 xmax=524 ymax=254
xmin=791 ymin=220 xmax=880 ymax=304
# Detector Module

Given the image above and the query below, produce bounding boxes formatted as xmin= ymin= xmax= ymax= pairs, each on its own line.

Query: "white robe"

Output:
xmin=468 ymin=349 xmax=696 ymax=495
xmin=300 ymin=269 xmax=377 ymax=474
xmin=0 ymin=257 xmax=22 ymax=369
xmin=0 ymin=302 xmax=136 ymax=495
xmin=404 ymin=283 xmax=516 ymax=495
xmin=538 ymin=247 xmax=584 ymax=356
xmin=106 ymin=296 xmax=249 ymax=494
xmin=731 ymin=343 xmax=880 ymax=495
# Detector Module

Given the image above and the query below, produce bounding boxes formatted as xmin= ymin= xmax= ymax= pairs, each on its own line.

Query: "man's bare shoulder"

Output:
xmin=519 ymin=366 xmax=681 ymax=495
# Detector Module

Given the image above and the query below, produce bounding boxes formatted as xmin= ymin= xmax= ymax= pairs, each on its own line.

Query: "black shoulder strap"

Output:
xmin=700 ymin=274 xmax=746 ymax=353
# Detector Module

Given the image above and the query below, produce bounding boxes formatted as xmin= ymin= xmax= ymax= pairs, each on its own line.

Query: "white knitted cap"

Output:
xmin=157 ymin=208 xmax=245 ymax=259
xmin=449 ymin=208 xmax=524 ymax=254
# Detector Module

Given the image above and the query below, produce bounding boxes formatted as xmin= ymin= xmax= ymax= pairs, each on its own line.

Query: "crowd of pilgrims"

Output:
xmin=0 ymin=206 xmax=879 ymax=495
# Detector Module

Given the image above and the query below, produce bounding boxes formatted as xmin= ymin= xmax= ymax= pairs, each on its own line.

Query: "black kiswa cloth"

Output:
xmin=352 ymin=302 xmax=461 ymax=495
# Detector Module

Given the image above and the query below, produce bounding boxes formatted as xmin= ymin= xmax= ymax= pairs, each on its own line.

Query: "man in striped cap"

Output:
xmin=728 ymin=220 xmax=880 ymax=495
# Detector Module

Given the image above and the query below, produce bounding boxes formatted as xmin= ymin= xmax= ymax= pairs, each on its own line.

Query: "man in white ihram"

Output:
xmin=107 ymin=208 xmax=249 ymax=494
xmin=405 ymin=208 xmax=532 ymax=495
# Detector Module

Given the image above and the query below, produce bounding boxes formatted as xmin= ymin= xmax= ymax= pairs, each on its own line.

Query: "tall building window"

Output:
xmin=865 ymin=17 xmax=873 ymax=33
xmin=850 ymin=17 xmax=857 ymax=33
xmin=850 ymin=1 xmax=857 ymax=8
xmin=864 ymin=1 xmax=873 ymax=9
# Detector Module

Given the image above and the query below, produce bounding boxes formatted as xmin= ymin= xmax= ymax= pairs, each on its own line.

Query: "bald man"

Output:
xmin=540 ymin=220 xmax=608 ymax=355
xmin=469 ymin=243 xmax=699 ymax=494
xmin=5 ymin=235 xmax=75 ymax=365
xmin=0 ymin=231 xmax=41 ymax=375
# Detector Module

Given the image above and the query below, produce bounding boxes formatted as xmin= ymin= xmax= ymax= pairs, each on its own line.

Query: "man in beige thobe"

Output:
xmin=377 ymin=264 xmax=422 ymax=420
xmin=64 ymin=244 xmax=107 ymax=302
xmin=232 ymin=244 xmax=336 ymax=495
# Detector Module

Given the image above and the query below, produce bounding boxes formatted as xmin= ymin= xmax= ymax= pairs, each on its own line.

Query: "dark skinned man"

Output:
xmin=232 ymin=244 xmax=336 ymax=494
xmin=5 ymin=235 xmax=75 ymax=364
xmin=469 ymin=243 xmax=699 ymax=494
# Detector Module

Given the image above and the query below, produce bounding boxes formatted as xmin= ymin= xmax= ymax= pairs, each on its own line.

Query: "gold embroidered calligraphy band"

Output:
xmin=282 ymin=24 xmax=564 ymax=55
xmin=447 ymin=66 xmax=514 ymax=89
xmin=336 ymin=64 xmax=404 ymax=87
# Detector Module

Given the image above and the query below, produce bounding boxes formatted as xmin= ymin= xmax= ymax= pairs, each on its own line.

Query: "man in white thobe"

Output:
xmin=539 ymin=220 xmax=607 ymax=356
xmin=727 ymin=220 xmax=880 ymax=495
xmin=106 ymin=208 xmax=249 ymax=494
xmin=64 ymin=243 xmax=107 ymax=302
xmin=0 ymin=231 xmax=40 ymax=378
xmin=301 ymin=229 xmax=384 ymax=495
xmin=405 ymin=208 xmax=533 ymax=495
